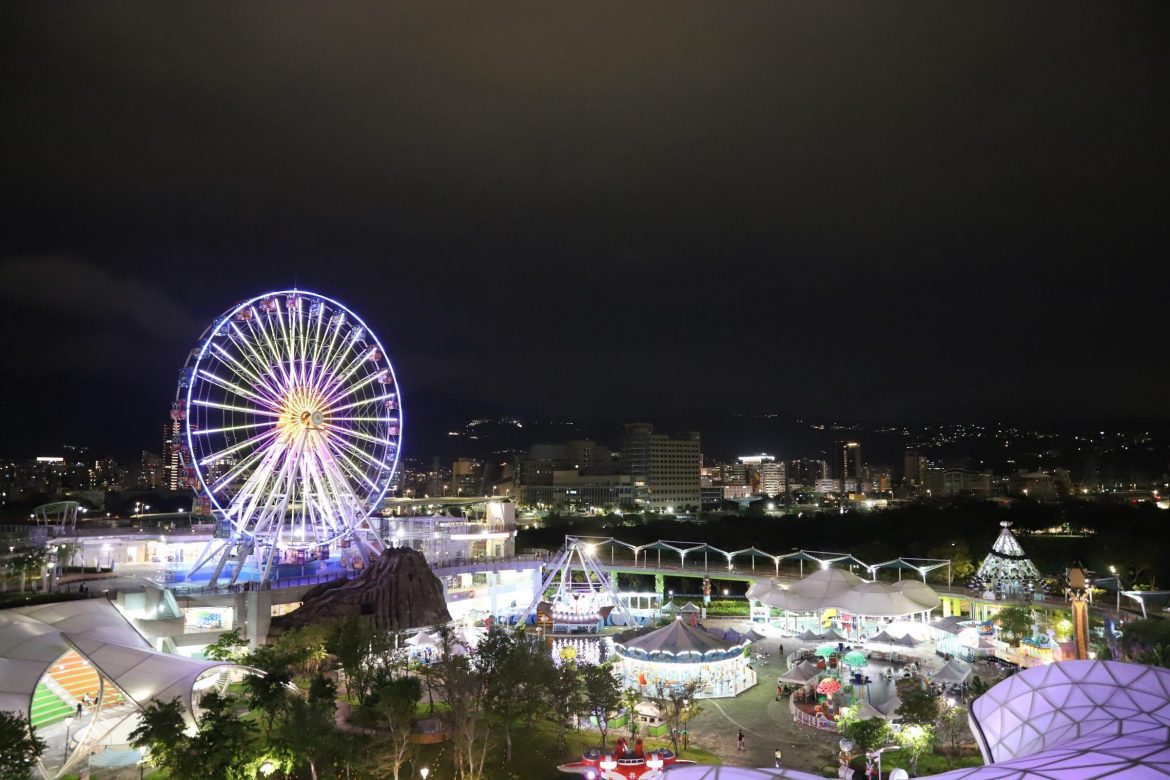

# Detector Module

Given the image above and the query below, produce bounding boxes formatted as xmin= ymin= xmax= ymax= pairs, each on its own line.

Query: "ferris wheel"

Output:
xmin=174 ymin=290 xmax=401 ymax=583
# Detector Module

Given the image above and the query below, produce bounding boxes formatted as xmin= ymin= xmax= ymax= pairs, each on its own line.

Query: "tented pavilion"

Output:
xmin=615 ymin=618 xmax=756 ymax=698
xmin=0 ymin=599 xmax=246 ymax=778
xmin=746 ymin=566 xmax=941 ymax=640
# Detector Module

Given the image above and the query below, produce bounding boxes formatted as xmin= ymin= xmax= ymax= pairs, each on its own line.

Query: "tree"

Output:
xmin=621 ymin=687 xmax=641 ymax=737
xmin=580 ymin=663 xmax=624 ymax=751
xmin=549 ymin=663 xmax=585 ymax=750
xmin=204 ymin=627 xmax=249 ymax=662
xmin=477 ymin=627 xmax=555 ymax=763
xmin=191 ymin=690 xmax=260 ymax=780
xmin=243 ymin=645 xmax=294 ymax=737
xmin=894 ymin=723 xmax=935 ymax=776
xmin=369 ymin=675 xmax=422 ymax=780
xmin=840 ymin=716 xmax=891 ymax=755
xmin=327 ymin=617 xmax=396 ymax=705
xmin=996 ymin=606 xmax=1034 ymax=646
xmin=1117 ymin=618 xmax=1170 ymax=668
xmin=938 ymin=703 xmax=970 ymax=756
xmin=896 ymin=682 xmax=940 ymax=726
xmin=0 ymin=710 xmax=46 ymax=779
xmin=274 ymin=686 xmax=340 ymax=780
xmin=646 ymin=679 xmax=704 ymax=756
xmin=129 ymin=697 xmax=189 ymax=774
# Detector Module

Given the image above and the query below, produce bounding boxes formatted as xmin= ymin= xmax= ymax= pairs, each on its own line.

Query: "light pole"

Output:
xmin=63 ymin=716 xmax=74 ymax=761
xmin=866 ymin=745 xmax=900 ymax=780
xmin=420 ymin=767 xmax=430 ymax=780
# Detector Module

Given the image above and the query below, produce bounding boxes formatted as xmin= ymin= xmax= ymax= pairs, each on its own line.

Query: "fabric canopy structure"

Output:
xmin=749 ymin=567 xmax=940 ymax=617
xmin=819 ymin=628 xmax=846 ymax=642
xmin=866 ymin=630 xmax=899 ymax=645
xmin=0 ymin=599 xmax=234 ymax=723
xmin=649 ymin=661 xmax=1170 ymax=780
xmin=795 ymin=629 xmax=821 ymax=641
xmin=931 ymin=658 xmax=973 ymax=684
xmin=777 ymin=660 xmax=821 ymax=685
xmin=741 ymin=628 xmax=767 ymax=642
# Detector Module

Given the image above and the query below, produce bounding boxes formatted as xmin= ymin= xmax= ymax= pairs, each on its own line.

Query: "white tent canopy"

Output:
xmin=0 ymin=599 xmax=233 ymax=722
xmin=750 ymin=567 xmax=939 ymax=618
xmin=931 ymin=658 xmax=973 ymax=684
xmin=777 ymin=660 xmax=821 ymax=685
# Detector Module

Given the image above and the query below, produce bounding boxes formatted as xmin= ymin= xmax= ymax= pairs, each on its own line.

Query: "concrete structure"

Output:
xmin=737 ymin=454 xmax=786 ymax=496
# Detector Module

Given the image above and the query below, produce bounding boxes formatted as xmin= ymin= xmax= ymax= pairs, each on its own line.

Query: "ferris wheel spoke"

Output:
xmin=326 ymin=433 xmax=392 ymax=476
xmin=196 ymin=369 xmax=281 ymax=411
xmin=320 ymin=345 xmax=376 ymax=401
xmin=275 ymin=298 xmax=299 ymax=386
xmin=313 ymin=322 xmax=358 ymax=396
xmin=308 ymin=313 xmax=343 ymax=392
xmin=226 ymin=444 xmax=286 ymax=530
xmin=327 ymin=393 xmax=395 ymax=415
xmin=211 ymin=342 xmax=284 ymax=407
xmin=191 ymin=399 xmax=282 ymax=418
xmin=323 ymin=437 xmax=382 ymax=493
xmin=321 ymin=422 xmax=394 ymax=448
xmin=198 ymin=426 xmax=282 ymax=467
xmin=229 ymin=321 xmax=285 ymax=396
xmin=248 ymin=308 xmax=293 ymax=392
xmin=322 ymin=365 xmax=385 ymax=408
xmin=191 ymin=421 xmax=276 ymax=436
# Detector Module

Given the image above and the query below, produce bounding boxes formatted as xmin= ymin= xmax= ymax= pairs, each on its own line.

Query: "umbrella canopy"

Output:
xmin=796 ymin=629 xmax=822 ymax=641
xmin=820 ymin=628 xmax=847 ymax=642
xmin=817 ymin=677 xmax=842 ymax=695
xmin=931 ymin=658 xmax=973 ymax=683
xmin=815 ymin=644 xmax=838 ymax=659
xmin=843 ymin=650 xmax=868 ymax=668
xmin=724 ymin=629 xmax=743 ymax=644
xmin=706 ymin=627 xmax=727 ymax=639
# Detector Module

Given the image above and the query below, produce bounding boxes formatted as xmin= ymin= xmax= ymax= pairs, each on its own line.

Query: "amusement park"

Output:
xmin=1 ymin=288 xmax=1168 ymax=780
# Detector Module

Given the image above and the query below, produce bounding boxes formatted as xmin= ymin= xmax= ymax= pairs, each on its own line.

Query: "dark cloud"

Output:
xmin=1 ymin=1 xmax=1168 ymax=456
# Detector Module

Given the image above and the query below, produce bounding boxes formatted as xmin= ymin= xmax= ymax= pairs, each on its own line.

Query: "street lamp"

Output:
xmin=63 ymin=716 xmax=74 ymax=760
xmin=259 ymin=760 xmax=276 ymax=776
xmin=420 ymin=767 xmax=430 ymax=780
xmin=866 ymin=745 xmax=900 ymax=780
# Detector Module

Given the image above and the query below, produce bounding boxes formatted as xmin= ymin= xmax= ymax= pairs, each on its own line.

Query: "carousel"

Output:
xmin=614 ymin=618 xmax=756 ymax=699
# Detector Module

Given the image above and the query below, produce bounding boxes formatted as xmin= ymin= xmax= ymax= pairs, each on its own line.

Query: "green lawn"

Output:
xmin=30 ymin=683 xmax=73 ymax=728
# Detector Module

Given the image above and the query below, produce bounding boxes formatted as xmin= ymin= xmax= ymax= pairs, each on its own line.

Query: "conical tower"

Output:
xmin=973 ymin=521 xmax=1041 ymax=592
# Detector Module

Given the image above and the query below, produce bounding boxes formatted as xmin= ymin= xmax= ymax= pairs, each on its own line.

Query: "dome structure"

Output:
xmin=749 ymin=567 xmax=940 ymax=618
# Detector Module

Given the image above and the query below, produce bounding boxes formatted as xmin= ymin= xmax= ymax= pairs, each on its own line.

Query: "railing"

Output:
xmin=167 ymin=569 xmax=357 ymax=597
xmin=788 ymin=695 xmax=838 ymax=732
xmin=428 ymin=551 xmax=548 ymax=571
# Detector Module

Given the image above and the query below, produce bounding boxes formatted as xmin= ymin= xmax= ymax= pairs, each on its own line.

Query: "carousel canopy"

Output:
xmin=931 ymin=658 xmax=973 ymax=683
xmin=618 ymin=618 xmax=742 ymax=656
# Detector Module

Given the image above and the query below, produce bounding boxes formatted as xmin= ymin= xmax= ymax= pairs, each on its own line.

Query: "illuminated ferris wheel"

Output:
xmin=174 ymin=290 xmax=401 ymax=582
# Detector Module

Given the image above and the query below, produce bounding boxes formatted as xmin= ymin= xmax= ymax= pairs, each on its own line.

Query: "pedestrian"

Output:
xmin=737 ymin=729 xmax=745 ymax=751
xmin=76 ymin=702 xmax=83 ymax=717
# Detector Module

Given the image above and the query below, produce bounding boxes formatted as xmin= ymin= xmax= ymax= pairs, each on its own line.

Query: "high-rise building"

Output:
xmin=566 ymin=440 xmax=616 ymax=475
xmin=834 ymin=441 xmax=862 ymax=485
xmin=737 ymin=454 xmax=786 ymax=496
xmin=452 ymin=458 xmax=484 ymax=496
xmin=620 ymin=423 xmax=701 ymax=511
xmin=903 ymin=450 xmax=928 ymax=488
xmin=788 ymin=458 xmax=828 ymax=489
xmin=162 ymin=419 xmax=183 ymax=491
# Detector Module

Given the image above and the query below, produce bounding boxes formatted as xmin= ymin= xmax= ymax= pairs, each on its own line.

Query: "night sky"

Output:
xmin=2 ymin=2 xmax=1168 ymax=458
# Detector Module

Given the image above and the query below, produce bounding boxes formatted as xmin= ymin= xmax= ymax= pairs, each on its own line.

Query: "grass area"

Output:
xmin=30 ymin=683 xmax=73 ymax=728
xmin=881 ymin=749 xmax=984 ymax=774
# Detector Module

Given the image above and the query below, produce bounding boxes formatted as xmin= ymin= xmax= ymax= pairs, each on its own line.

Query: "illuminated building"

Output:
xmin=620 ymin=423 xmax=701 ymax=511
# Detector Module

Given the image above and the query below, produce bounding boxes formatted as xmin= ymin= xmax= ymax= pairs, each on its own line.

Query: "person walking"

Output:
xmin=737 ymin=729 xmax=745 ymax=752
